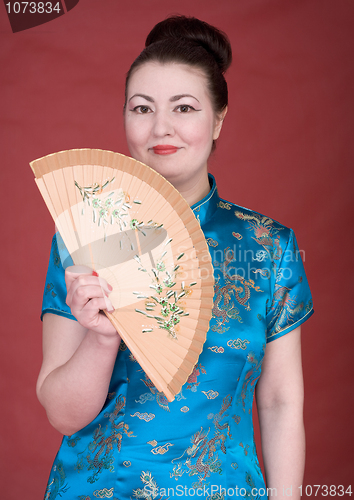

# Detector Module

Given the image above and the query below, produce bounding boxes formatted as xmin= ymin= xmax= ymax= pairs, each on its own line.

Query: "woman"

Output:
xmin=37 ymin=16 xmax=313 ymax=499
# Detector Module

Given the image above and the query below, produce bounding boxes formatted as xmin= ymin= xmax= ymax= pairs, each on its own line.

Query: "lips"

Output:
xmin=152 ymin=145 xmax=179 ymax=155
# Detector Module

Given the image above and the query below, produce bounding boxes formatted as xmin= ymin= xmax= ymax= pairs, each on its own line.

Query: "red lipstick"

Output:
xmin=152 ymin=145 xmax=179 ymax=155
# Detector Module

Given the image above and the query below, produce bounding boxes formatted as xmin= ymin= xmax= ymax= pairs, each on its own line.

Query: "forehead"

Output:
xmin=127 ymin=62 xmax=209 ymax=99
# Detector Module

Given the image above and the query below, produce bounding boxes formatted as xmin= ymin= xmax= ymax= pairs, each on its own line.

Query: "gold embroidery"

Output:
xmin=206 ymin=237 xmax=218 ymax=247
xmin=202 ymin=390 xmax=219 ymax=399
xmin=151 ymin=443 xmax=174 ymax=455
xmin=227 ymin=338 xmax=250 ymax=350
xmin=218 ymin=201 xmax=232 ymax=210
xmin=208 ymin=346 xmax=224 ymax=353
xmin=93 ymin=487 xmax=114 ymax=498
xmin=130 ymin=412 xmax=155 ymax=422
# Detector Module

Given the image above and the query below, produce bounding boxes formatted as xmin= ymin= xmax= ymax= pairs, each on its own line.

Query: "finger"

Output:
xmin=66 ymin=276 xmax=112 ymax=308
xmin=82 ymin=296 xmax=115 ymax=314
xmin=74 ymin=298 xmax=116 ymax=331
xmin=69 ymin=284 xmax=112 ymax=312
xmin=84 ymin=312 xmax=118 ymax=336
xmin=65 ymin=265 xmax=93 ymax=293
xmin=70 ymin=293 xmax=115 ymax=321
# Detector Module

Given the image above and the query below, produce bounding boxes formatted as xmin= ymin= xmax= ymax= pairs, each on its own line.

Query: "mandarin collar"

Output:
xmin=191 ymin=174 xmax=219 ymax=226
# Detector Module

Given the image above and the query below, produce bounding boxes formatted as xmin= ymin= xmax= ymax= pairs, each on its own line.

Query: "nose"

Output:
xmin=152 ymin=110 xmax=174 ymax=138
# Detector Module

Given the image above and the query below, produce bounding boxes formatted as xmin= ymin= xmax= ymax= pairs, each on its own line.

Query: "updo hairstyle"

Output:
xmin=124 ymin=15 xmax=232 ymax=118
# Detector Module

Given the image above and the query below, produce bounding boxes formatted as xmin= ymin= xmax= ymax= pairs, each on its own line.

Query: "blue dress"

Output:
xmin=41 ymin=175 xmax=313 ymax=500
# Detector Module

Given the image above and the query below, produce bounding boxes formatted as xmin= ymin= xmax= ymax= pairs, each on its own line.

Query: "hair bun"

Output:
xmin=145 ymin=15 xmax=232 ymax=73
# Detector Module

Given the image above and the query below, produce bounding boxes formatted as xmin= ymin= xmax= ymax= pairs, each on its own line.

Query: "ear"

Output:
xmin=213 ymin=107 xmax=228 ymax=140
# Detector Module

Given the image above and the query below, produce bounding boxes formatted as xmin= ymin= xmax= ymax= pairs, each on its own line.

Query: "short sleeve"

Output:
xmin=41 ymin=233 xmax=77 ymax=321
xmin=266 ymin=229 xmax=313 ymax=342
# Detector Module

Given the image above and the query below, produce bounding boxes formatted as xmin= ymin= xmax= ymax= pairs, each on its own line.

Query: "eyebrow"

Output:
xmin=128 ymin=93 xmax=200 ymax=103
xmin=170 ymin=94 xmax=200 ymax=103
xmin=128 ymin=93 xmax=154 ymax=103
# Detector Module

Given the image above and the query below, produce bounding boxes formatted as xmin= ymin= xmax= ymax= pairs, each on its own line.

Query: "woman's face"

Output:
xmin=124 ymin=62 xmax=224 ymax=189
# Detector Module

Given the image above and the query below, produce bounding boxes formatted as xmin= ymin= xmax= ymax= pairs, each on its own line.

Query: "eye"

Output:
xmin=132 ymin=105 xmax=152 ymax=114
xmin=174 ymin=104 xmax=196 ymax=113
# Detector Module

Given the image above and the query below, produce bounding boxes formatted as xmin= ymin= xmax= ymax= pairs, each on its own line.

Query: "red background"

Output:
xmin=1 ymin=0 xmax=353 ymax=497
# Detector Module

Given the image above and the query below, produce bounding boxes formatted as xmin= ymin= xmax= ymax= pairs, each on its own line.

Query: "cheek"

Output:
xmin=185 ymin=121 xmax=215 ymax=150
xmin=124 ymin=120 xmax=145 ymax=151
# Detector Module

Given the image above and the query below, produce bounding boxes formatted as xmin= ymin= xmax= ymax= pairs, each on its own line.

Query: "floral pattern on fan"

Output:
xmin=75 ymin=178 xmax=162 ymax=239
xmin=75 ymin=178 xmax=192 ymax=340
xmin=133 ymin=244 xmax=195 ymax=339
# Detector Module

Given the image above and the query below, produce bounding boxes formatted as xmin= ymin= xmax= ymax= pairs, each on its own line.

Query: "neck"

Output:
xmin=170 ymin=171 xmax=210 ymax=207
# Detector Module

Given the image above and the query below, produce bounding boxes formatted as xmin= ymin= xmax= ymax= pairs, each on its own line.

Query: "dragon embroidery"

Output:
xmin=212 ymin=248 xmax=263 ymax=329
xmin=267 ymin=284 xmax=305 ymax=334
xmin=237 ymin=347 xmax=265 ymax=412
xmin=234 ymin=211 xmax=283 ymax=270
xmin=75 ymin=394 xmax=134 ymax=483
xmin=44 ymin=460 xmax=69 ymax=499
xmin=186 ymin=363 xmax=207 ymax=392
xmin=170 ymin=395 xmax=232 ymax=488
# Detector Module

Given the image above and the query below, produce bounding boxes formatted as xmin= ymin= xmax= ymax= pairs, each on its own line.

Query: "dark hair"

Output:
xmin=124 ymin=15 xmax=232 ymax=116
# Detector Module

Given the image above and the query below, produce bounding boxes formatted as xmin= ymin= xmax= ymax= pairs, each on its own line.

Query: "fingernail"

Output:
xmin=92 ymin=270 xmax=99 ymax=277
xmin=105 ymin=297 xmax=115 ymax=312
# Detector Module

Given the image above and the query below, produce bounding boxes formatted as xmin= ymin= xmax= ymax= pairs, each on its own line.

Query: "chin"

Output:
xmin=143 ymin=159 xmax=180 ymax=180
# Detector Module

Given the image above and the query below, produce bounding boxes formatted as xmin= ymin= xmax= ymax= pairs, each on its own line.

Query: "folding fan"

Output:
xmin=30 ymin=149 xmax=214 ymax=402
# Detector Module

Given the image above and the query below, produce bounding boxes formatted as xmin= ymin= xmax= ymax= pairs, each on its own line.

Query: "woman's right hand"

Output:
xmin=65 ymin=267 xmax=118 ymax=337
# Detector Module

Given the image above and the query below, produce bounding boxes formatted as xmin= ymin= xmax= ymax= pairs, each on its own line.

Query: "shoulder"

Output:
xmin=214 ymin=196 xmax=293 ymax=244
xmin=218 ymin=196 xmax=287 ymax=227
